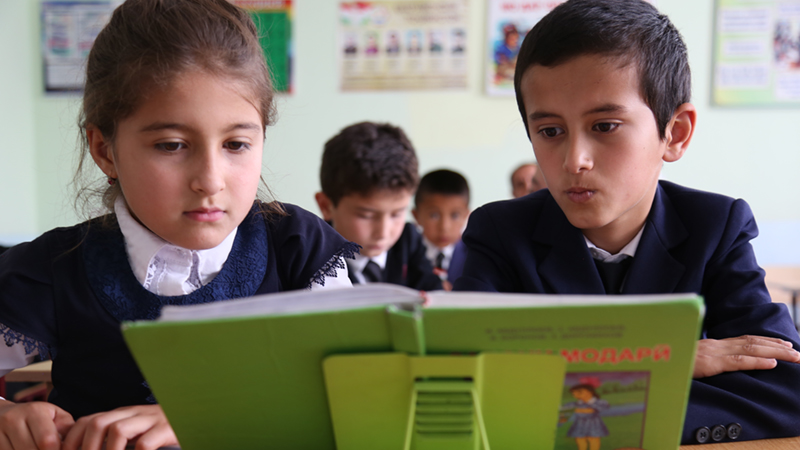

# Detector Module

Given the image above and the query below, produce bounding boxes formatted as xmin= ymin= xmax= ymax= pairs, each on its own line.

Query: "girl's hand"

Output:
xmin=0 ymin=400 xmax=74 ymax=450
xmin=693 ymin=335 xmax=800 ymax=378
xmin=62 ymin=404 xmax=178 ymax=450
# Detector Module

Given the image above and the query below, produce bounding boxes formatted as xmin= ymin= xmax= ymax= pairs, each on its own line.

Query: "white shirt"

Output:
xmin=115 ymin=197 xmax=237 ymax=296
xmin=423 ymin=237 xmax=455 ymax=271
xmin=115 ymin=197 xmax=351 ymax=293
xmin=584 ymin=226 xmax=644 ymax=263
xmin=347 ymin=251 xmax=388 ymax=284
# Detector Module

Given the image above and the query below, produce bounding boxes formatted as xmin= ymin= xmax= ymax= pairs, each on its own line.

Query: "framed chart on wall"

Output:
xmin=713 ymin=0 xmax=800 ymax=106
xmin=232 ymin=0 xmax=294 ymax=93
xmin=41 ymin=1 xmax=120 ymax=93
xmin=338 ymin=1 xmax=469 ymax=91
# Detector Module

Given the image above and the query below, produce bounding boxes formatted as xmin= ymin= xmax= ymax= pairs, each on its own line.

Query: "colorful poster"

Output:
xmin=232 ymin=0 xmax=294 ymax=93
xmin=339 ymin=1 xmax=468 ymax=91
xmin=41 ymin=1 xmax=119 ymax=93
xmin=485 ymin=0 xmax=565 ymax=96
xmin=714 ymin=0 xmax=800 ymax=105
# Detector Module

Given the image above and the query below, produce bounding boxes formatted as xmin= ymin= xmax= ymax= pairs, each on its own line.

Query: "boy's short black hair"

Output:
xmin=513 ymin=0 xmax=690 ymax=140
xmin=320 ymin=122 xmax=419 ymax=205
xmin=414 ymin=169 xmax=470 ymax=208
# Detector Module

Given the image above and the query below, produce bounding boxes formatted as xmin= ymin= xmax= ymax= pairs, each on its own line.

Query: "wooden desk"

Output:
xmin=4 ymin=360 xmax=52 ymax=383
xmin=765 ymin=265 xmax=800 ymax=329
xmin=681 ymin=435 xmax=800 ymax=449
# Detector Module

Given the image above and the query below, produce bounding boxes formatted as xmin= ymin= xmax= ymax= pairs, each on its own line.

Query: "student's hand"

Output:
xmin=0 ymin=400 xmax=74 ymax=450
xmin=693 ymin=335 xmax=800 ymax=378
xmin=62 ymin=404 xmax=178 ymax=450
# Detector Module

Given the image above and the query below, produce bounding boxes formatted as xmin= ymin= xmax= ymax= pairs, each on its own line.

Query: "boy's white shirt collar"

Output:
xmin=584 ymin=226 xmax=644 ymax=263
xmin=115 ymin=197 xmax=237 ymax=296
xmin=422 ymin=236 xmax=455 ymax=268
xmin=347 ymin=251 xmax=388 ymax=284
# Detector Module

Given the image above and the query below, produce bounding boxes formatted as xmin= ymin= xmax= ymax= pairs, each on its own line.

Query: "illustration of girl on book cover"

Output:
xmin=557 ymin=371 xmax=650 ymax=450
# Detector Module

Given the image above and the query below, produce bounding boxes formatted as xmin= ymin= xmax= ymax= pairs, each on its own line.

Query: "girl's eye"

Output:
xmin=225 ymin=141 xmax=250 ymax=151
xmin=155 ymin=142 xmax=184 ymax=152
xmin=538 ymin=127 xmax=564 ymax=138
xmin=593 ymin=123 xmax=619 ymax=133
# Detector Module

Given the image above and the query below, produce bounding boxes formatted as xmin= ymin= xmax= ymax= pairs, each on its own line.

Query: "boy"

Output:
xmin=412 ymin=169 xmax=470 ymax=290
xmin=315 ymin=122 xmax=442 ymax=291
xmin=510 ymin=162 xmax=546 ymax=198
xmin=454 ymin=0 xmax=800 ymax=444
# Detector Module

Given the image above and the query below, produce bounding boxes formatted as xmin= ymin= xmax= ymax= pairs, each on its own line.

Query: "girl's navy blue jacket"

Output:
xmin=0 ymin=202 xmax=358 ymax=419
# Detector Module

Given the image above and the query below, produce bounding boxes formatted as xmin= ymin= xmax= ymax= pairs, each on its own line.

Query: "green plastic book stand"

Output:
xmin=323 ymin=352 xmax=566 ymax=450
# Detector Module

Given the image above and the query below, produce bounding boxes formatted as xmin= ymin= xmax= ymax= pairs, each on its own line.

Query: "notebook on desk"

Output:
xmin=122 ymin=284 xmax=703 ymax=450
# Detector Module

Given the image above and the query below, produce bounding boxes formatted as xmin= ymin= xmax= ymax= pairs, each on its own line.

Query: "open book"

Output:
xmin=122 ymin=284 xmax=703 ymax=450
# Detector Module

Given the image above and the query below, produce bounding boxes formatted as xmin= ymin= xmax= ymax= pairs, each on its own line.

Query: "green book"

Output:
xmin=121 ymin=284 xmax=703 ymax=450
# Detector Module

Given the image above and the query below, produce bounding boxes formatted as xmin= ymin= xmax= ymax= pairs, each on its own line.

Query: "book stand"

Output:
xmin=323 ymin=352 xmax=566 ymax=450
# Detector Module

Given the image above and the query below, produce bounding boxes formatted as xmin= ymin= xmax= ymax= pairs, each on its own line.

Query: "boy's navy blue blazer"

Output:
xmin=447 ymin=240 xmax=467 ymax=282
xmin=454 ymin=180 xmax=800 ymax=444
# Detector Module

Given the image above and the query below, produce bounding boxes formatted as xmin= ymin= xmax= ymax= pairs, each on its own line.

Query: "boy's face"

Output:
xmin=519 ymin=54 xmax=692 ymax=251
xmin=412 ymin=194 xmax=469 ymax=249
xmin=316 ymin=189 xmax=411 ymax=258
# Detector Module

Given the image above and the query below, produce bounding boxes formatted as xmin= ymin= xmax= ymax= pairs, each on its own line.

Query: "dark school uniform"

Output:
xmin=348 ymin=223 xmax=442 ymax=291
xmin=0 ymin=203 xmax=358 ymax=419
xmin=454 ymin=180 xmax=800 ymax=444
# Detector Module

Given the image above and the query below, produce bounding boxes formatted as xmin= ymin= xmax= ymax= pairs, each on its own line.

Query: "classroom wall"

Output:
xmin=1 ymin=0 xmax=799 ymax=264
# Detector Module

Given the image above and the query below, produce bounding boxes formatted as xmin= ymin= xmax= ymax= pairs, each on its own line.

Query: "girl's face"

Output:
xmin=89 ymin=71 xmax=264 ymax=250
xmin=571 ymin=388 xmax=594 ymax=402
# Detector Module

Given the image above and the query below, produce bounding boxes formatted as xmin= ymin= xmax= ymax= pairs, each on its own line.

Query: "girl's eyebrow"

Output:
xmin=138 ymin=122 xmax=262 ymax=133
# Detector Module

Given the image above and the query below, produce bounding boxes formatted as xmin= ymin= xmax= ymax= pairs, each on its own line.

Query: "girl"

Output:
xmin=0 ymin=1 xmax=357 ymax=449
xmin=561 ymin=379 xmax=610 ymax=450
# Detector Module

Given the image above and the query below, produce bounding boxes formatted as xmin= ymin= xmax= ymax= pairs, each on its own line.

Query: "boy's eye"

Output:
xmin=429 ymin=212 xmax=441 ymax=220
xmin=538 ymin=127 xmax=564 ymax=138
xmin=155 ymin=142 xmax=184 ymax=152
xmin=224 ymin=141 xmax=250 ymax=151
xmin=593 ymin=123 xmax=619 ymax=133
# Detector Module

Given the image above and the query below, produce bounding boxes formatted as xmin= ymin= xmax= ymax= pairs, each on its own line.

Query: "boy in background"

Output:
xmin=412 ymin=169 xmax=470 ymax=290
xmin=511 ymin=162 xmax=546 ymax=198
xmin=315 ymin=122 xmax=442 ymax=291
xmin=455 ymin=0 xmax=800 ymax=444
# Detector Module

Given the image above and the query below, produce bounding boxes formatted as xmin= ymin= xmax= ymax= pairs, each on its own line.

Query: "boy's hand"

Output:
xmin=62 ymin=404 xmax=178 ymax=450
xmin=0 ymin=400 xmax=74 ymax=450
xmin=693 ymin=335 xmax=800 ymax=378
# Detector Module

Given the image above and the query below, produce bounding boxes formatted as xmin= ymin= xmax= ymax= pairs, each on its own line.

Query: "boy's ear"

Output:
xmin=663 ymin=103 xmax=696 ymax=163
xmin=314 ymin=192 xmax=334 ymax=221
xmin=86 ymin=126 xmax=118 ymax=179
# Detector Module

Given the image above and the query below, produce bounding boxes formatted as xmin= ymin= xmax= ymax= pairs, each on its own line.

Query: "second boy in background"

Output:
xmin=413 ymin=169 xmax=470 ymax=290
xmin=316 ymin=122 xmax=442 ymax=291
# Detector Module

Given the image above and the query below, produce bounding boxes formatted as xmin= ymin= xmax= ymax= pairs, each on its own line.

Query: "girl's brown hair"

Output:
xmin=74 ymin=0 xmax=281 ymax=218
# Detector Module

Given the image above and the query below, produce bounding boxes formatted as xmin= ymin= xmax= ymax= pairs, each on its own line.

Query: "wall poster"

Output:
xmin=485 ymin=0 xmax=564 ymax=96
xmin=485 ymin=0 xmax=657 ymax=96
xmin=714 ymin=0 xmax=800 ymax=105
xmin=338 ymin=1 xmax=469 ymax=91
xmin=41 ymin=1 xmax=119 ymax=93
xmin=233 ymin=0 xmax=294 ymax=93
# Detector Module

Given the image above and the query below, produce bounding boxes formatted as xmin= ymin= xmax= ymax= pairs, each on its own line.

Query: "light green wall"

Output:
xmin=0 ymin=1 xmax=38 ymax=244
xmin=1 ymin=0 xmax=799 ymax=262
